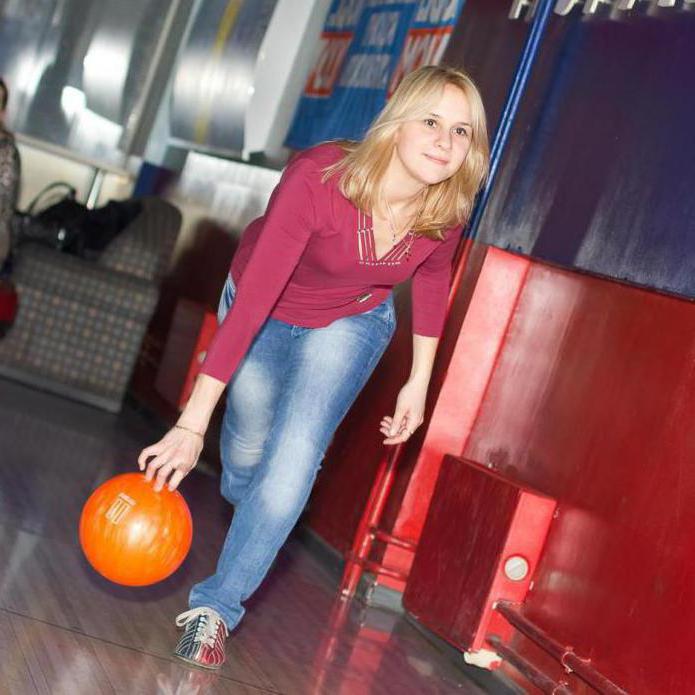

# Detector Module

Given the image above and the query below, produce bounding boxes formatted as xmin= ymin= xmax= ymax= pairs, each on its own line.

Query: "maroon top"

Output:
xmin=201 ymin=143 xmax=460 ymax=384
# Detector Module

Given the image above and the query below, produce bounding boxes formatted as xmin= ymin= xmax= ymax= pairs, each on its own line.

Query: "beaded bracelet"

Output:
xmin=174 ymin=424 xmax=205 ymax=439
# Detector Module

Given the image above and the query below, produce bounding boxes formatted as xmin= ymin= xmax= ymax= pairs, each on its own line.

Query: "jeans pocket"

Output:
xmin=362 ymin=295 xmax=396 ymax=334
xmin=217 ymin=275 xmax=237 ymax=323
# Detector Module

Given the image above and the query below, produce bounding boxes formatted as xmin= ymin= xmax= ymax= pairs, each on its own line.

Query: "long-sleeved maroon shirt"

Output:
xmin=200 ymin=143 xmax=460 ymax=384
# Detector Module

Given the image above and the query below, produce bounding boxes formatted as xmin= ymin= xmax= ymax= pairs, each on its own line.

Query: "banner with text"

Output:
xmin=286 ymin=0 xmax=465 ymax=150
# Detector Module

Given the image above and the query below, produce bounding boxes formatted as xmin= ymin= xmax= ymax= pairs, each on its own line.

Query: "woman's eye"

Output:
xmin=424 ymin=118 xmax=437 ymax=127
xmin=454 ymin=127 xmax=469 ymax=137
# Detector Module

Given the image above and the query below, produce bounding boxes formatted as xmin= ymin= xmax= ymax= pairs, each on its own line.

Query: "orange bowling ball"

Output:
xmin=79 ymin=473 xmax=193 ymax=586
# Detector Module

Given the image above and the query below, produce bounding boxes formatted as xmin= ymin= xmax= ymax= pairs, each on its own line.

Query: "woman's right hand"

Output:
xmin=137 ymin=426 xmax=205 ymax=493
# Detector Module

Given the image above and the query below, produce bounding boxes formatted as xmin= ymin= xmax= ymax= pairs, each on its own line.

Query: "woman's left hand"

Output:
xmin=380 ymin=377 xmax=428 ymax=445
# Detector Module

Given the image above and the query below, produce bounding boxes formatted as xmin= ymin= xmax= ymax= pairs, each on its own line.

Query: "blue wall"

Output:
xmin=446 ymin=1 xmax=695 ymax=299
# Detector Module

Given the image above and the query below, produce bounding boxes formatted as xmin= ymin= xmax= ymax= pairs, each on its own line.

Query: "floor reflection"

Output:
xmin=0 ymin=378 xmax=500 ymax=694
xmin=155 ymin=663 xmax=221 ymax=695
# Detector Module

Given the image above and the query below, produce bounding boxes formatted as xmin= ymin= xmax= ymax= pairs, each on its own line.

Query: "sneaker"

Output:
xmin=173 ymin=607 xmax=228 ymax=670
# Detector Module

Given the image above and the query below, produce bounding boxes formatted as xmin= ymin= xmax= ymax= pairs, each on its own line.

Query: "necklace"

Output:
xmin=383 ymin=197 xmax=421 ymax=259
xmin=384 ymin=198 xmax=407 ymax=244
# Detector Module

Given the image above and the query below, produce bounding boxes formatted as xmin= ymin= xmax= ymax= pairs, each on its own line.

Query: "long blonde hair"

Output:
xmin=324 ymin=65 xmax=490 ymax=240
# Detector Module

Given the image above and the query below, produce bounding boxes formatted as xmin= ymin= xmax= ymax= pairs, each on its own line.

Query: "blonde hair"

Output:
xmin=324 ymin=65 xmax=490 ymax=240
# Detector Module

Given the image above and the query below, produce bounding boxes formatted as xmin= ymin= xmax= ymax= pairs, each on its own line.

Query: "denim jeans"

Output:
xmin=189 ymin=276 xmax=396 ymax=630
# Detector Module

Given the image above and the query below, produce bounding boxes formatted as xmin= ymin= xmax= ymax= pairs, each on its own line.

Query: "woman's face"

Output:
xmin=393 ymin=84 xmax=473 ymax=188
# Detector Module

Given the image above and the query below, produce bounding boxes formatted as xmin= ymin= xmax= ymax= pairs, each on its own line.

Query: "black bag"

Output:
xmin=12 ymin=184 xmax=142 ymax=258
xmin=78 ymin=199 xmax=143 ymax=256
xmin=12 ymin=182 xmax=88 ymax=254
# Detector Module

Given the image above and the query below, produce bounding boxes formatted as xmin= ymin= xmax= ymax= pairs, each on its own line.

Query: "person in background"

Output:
xmin=0 ymin=77 xmax=20 ymax=335
xmin=138 ymin=65 xmax=490 ymax=670
xmin=0 ymin=77 xmax=20 ymax=272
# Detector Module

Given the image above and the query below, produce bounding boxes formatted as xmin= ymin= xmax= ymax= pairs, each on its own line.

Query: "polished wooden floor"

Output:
xmin=0 ymin=379 xmax=508 ymax=695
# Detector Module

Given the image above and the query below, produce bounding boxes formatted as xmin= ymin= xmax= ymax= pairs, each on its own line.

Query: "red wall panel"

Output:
xmin=463 ymin=259 xmax=695 ymax=694
xmin=308 ymin=237 xmax=695 ymax=692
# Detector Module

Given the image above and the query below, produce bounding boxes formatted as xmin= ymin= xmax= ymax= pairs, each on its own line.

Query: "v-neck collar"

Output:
xmin=356 ymin=209 xmax=414 ymax=266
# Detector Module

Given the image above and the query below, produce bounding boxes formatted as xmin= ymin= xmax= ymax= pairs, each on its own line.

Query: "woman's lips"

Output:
xmin=424 ymin=153 xmax=449 ymax=165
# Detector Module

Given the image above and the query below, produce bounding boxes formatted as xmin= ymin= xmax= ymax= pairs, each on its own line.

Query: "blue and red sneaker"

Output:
xmin=174 ymin=607 xmax=228 ymax=670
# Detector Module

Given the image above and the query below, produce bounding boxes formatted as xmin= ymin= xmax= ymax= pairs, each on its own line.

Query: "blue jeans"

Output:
xmin=189 ymin=276 xmax=396 ymax=630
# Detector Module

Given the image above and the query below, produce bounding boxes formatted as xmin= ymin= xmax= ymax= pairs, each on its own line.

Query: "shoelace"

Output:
xmin=176 ymin=607 xmax=228 ymax=647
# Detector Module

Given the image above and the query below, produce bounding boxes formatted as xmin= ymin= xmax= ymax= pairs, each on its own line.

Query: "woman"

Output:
xmin=0 ymin=77 xmax=20 ymax=335
xmin=139 ymin=65 xmax=489 ymax=669
xmin=0 ymin=77 xmax=20 ymax=271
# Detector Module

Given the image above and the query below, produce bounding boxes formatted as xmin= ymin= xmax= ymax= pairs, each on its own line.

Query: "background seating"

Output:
xmin=0 ymin=197 xmax=181 ymax=412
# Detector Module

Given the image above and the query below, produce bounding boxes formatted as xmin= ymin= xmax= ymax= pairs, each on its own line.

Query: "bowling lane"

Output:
xmin=0 ymin=382 xmax=278 ymax=693
xmin=0 ymin=378 xmax=499 ymax=695
xmin=0 ymin=610 xmax=274 ymax=694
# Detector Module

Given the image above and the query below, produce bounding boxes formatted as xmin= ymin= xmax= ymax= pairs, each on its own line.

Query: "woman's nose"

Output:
xmin=435 ymin=129 xmax=452 ymax=150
